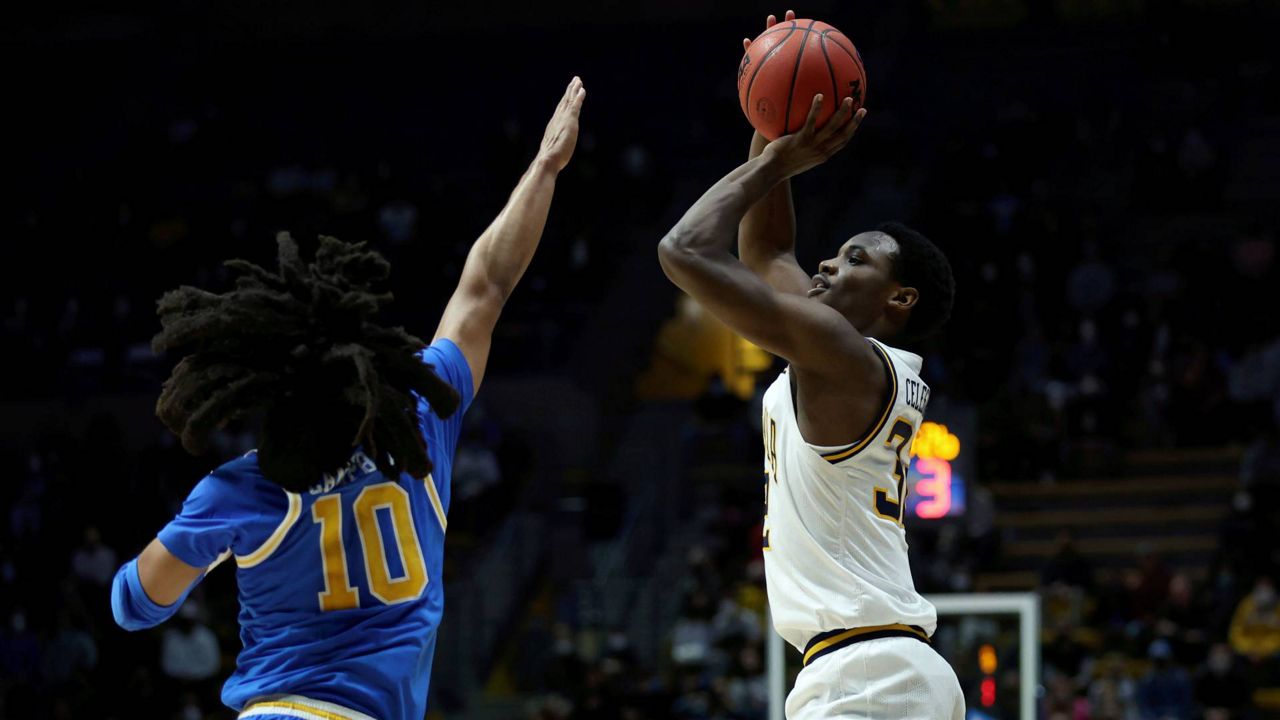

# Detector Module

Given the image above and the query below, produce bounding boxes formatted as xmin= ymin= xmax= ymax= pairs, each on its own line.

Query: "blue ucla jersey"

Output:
xmin=155 ymin=339 xmax=473 ymax=720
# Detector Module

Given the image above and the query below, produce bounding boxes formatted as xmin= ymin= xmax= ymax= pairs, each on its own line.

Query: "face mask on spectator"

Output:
xmin=1254 ymin=583 xmax=1277 ymax=611
xmin=1208 ymin=648 xmax=1232 ymax=675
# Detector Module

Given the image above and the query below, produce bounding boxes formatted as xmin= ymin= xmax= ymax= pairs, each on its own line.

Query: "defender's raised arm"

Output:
xmin=434 ymin=77 xmax=586 ymax=391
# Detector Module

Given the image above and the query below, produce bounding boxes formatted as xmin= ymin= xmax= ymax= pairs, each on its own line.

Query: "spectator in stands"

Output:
xmin=1195 ymin=642 xmax=1250 ymax=718
xmin=10 ymin=453 xmax=47 ymax=541
xmin=175 ymin=691 xmax=205 ymax=720
xmin=0 ymin=608 xmax=41 ymax=687
xmin=1043 ymin=672 xmax=1088 ymax=720
xmin=1157 ymin=572 xmax=1210 ymax=663
xmin=1041 ymin=530 xmax=1094 ymax=628
xmin=452 ymin=422 xmax=504 ymax=537
xmin=1229 ymin=576 xmax=1280 ymax=663
xmin=41 ymin=611 xmax=97 ymax=691
xmin=542 ymin=623 xmax=585 ymax=702
xmin=159 ymin=602 xmax=221 ymax=702
xmin=710 ymin=589 xmax=762 ymax=649
xmin=1136 ymin=638 xmax=1194 ymax=720
xmin=1087 ymin=653 xmax=1139 ymax=720
xmin=70 ymin=526 xmax=117 ymax=588
xmin=722 ymin=642 xmax=767 ymax=719
xmin=1130 ymin=546 xmax=1173 ymax=622
xmin=1044 ymin=620 xmax=1090 ymax=681
xmin=670 ymin=590 xmax=715 ymax=668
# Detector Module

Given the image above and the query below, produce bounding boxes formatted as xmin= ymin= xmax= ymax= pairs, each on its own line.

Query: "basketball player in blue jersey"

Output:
xmin=110 ymin=77 xmax=586 ymax=720
xmin=659 ymin=24 xmax=962 ymax=717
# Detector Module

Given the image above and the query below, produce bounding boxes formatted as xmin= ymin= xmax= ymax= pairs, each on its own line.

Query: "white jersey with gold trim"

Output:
xmin=760 ymin=337 xmax=937 ymax=652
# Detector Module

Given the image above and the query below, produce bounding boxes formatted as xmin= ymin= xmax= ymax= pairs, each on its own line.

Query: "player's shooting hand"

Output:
xmin=743 ymin=9 xmax=795 ymax=51
xmin=538 ymin=76 xmax=586 ymax=173
xmin=761 ymin=95 xmax=866 ymax=179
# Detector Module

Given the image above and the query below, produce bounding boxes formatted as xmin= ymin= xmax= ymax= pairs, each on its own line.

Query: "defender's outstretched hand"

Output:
xmin=538 ymin=77 xmax=586 ymax=172
xmin=761 ymin=95 xmax=867 ymax=179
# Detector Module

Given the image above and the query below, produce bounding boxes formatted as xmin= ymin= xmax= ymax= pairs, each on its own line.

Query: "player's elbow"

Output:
xmin=111 ymin=557 xmax=182 ymax=632
xmin=111 ymin=570 xmax=157 ymax=631
xmin=658 ymin=231 xmax=699 ymax=280
xmin=112 ymin=609 xmax=154 ymax=632
xmin=456 ymin=271 xmax=513 ymax=317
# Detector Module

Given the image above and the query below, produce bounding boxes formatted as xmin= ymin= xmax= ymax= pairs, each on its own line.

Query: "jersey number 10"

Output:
xmin=311 ymin=482 xmax=429 ymax=611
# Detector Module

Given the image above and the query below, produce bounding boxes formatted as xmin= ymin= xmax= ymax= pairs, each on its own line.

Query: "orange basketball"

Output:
xmin=737 ymin=19 xmax=868 ymax=141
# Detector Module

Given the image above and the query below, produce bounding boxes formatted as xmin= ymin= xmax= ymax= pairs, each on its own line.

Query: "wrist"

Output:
xmin=752 ymin=150 xmax=791 ymax=185
xmin=529 ymin=155 xmax=562 ymax=177
xmin=748 ymin=130 xmax=770 ymax=158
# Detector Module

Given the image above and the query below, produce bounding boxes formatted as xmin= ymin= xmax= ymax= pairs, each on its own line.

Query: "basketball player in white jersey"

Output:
xmin=657 ymin=41 xmax=962 ymax=719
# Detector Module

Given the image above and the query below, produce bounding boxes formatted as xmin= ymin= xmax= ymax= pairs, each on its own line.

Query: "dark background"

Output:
xmin=3 ymin=1 xmax=1280 ymax=718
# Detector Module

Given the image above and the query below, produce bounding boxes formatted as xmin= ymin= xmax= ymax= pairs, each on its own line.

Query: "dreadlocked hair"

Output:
xmin=152 ymin=232 xmax=460 ymax=492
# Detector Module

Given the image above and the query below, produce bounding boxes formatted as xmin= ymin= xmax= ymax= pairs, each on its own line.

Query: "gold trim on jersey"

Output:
xmin=235 ymin=491 xmax=302 ymax=568
xmin=802 ymin=623 xmax=931 ymax=666
xmin=240 ymin=694 xmax=376 ymax=720
xmin=423 ymin=473 xmax=448 ymax=533
xmin=819 ymin=340 xmax=898 ymax=464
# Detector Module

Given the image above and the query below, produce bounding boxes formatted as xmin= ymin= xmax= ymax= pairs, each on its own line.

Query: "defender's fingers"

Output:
xmin=567 ymin=77 xmax=585 ymax=110
xmin=557 ymin=78 xmax=575 ymax=109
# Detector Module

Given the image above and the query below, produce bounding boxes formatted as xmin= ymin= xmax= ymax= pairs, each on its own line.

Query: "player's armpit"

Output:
xmin=657 ymin=242 xmax=879 ymax=379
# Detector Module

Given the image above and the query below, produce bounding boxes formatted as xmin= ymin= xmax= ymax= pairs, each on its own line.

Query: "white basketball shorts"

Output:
xmin=786 ymin=636 xmax=965 ymax=719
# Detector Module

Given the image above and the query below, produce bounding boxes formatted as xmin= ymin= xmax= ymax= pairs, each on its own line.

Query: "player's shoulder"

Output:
xmin=200 ymin=451 xmax=288 ymax=507
xmin=417 ymin=337 xmax=475 ymax=415
xmin=869 ymin=338 xmax=924 ymax=379
xmin=207 ymin=450 xmax=266 ymax=484
xmin=418 ymin=338 xmax=470 ymax=377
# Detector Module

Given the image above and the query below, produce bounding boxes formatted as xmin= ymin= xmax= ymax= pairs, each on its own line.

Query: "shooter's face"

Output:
xmin=810 ymin=231 xmax=901 ymax=331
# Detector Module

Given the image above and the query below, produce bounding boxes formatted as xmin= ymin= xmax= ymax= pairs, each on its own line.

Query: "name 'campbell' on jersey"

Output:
xmin=154 ymin=339 xmax=473 ymax=720
xmin=760 ymin=337 xmax=937 ymax=652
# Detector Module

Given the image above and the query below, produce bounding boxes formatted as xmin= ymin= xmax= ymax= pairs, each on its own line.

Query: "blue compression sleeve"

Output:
xmin=110 ymin=558 xmax=193 ymax=631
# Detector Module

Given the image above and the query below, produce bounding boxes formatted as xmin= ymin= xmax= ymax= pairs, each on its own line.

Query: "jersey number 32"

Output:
xmin=873 ymin=418 xmax=914 ymax=526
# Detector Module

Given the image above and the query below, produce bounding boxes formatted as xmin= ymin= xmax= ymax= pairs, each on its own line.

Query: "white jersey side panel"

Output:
xmin=761 ymin=338 xmax=937 ymax=652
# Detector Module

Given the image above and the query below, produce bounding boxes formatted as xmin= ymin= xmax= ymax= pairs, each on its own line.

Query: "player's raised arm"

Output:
xmin=739 ymin=130 xmax=810 ymax=295
xmin=658 ymin=96 xmax=874 ymax=377
xmin=738 ymin=11 xmax=811 ymax=297
xmin=433 ymin=77 xmax=586 ymax=391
